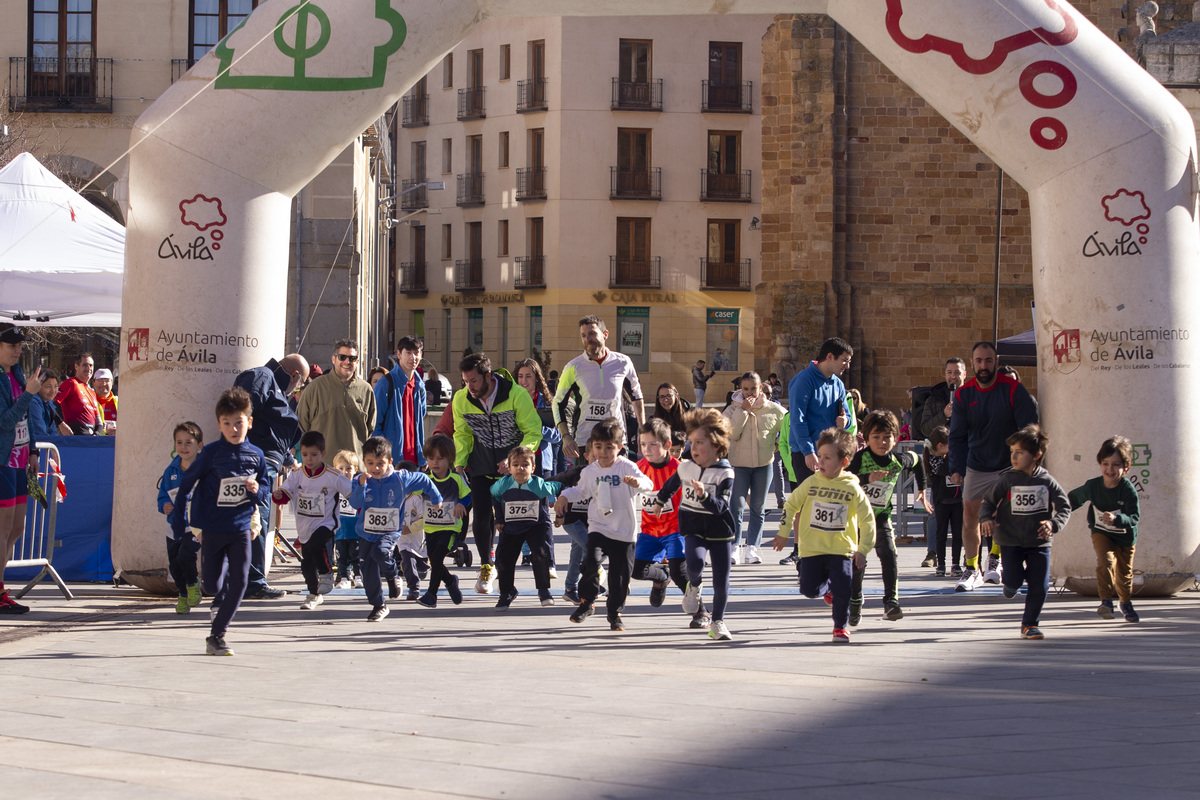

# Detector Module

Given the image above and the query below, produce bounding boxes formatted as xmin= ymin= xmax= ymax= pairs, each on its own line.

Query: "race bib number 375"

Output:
xmin=505 ymin=500 xmax=540 ymax=522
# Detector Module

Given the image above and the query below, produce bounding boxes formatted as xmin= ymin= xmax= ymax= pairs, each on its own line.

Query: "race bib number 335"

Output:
xmin=217 ymin=476 xmax=249 ymax=507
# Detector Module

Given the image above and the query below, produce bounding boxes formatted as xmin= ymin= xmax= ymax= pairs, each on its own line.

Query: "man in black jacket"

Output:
xmin=917 ymin=357 xmax=966 ymax=441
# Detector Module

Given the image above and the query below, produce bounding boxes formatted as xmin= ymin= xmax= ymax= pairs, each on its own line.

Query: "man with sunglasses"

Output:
xmin=298 ymin=339 xmax=377 ymax=462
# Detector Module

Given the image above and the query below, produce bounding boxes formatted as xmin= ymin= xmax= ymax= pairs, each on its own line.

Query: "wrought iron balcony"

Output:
xmin=610 ymin=167 xmax=661 ymax=200
xmin=455 ymin=259 xmax=485 ymax=291
xmin=170 ymin=58 xmax=196 ymax=84
xmin=402 ymin=93 xmax=429 ymax=127
xmin=400 ymin=179 xmax=429 ymax=211
xmin=516 ymin=167 xmax=547 ymax=201
xmin=399 ymin=261 xmax=428 ymax=294
xmin=700 ymin=169 xmax=751 ymax=202
xmin=700 ymin=258 xmax=751 ymax=291
xmin=514 ymin=256 xmax=546 ymax=289
xmin=456 ymin=172 xmax=485 ymax=206
xmin=611 ymin=78 xmax=662 ymax=111
xmin=701 ymin=80 xmax=752 ymax=113
xmin=457 ymin=86 xmax=486 ymax=120
xmin=609 ymin=256 xmax=661 ymax=289
xmin=8 ymin=57 xmax=113 ymax=113
xmin=516 ymin=78 xmax=548 ymax=112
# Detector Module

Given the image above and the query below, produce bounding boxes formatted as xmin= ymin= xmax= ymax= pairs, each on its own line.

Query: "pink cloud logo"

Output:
xmin=1102 ymin=190 xmax=1151 ymax=227
xmin=179 ymin=195 xmax=227 ymax=232
xmin=885 ymin=0 xmax=1078 ymax=75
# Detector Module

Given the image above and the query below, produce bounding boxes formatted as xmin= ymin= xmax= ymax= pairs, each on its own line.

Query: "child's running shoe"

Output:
xmin=300 ymin=593 xmax=323 ymax=610
xmin=416 ymin=592 xmax=437 ymax=608
xmin=186 ymin=583 xmax=202 ymax=607
xmin=649 ymin=577 xmax=668 ymax=607
xmin=832 ymin=627 xmax=850 ymax=644
xmin=387 ymin=577 xmax=401 ymax=599
xmin=562 ymin=588 xmax=580 ymax=604
xmin=848 ymin=597 xmax=863 ymax=627
xmin=1002 ymin=584 xmax=1020 ymax=599
xmin=609 ymin=613 xmax=624 ymax=631
xmin=708 ymin=620 xmax=732 ymax=641
xmin=406 ymin=588 xmax=420 ymax=602
xmin=1097 ymin=599 xmax=1115 ymax=619
xmin=935 ymin=566 xmax=946 ymax=577
xmin=0 ymin=592 xmax=29 ymax=615
xmin=1120 ymin=601 xmax=1140 ymax=623
xmin=539 ymin=590 xmax=554 ymax=607
xmin=548 ymin=566 xmax=559 ymax=580
xmin=950 ymin=564 xmax=963 ymax=577
xmin=1020 ymin=625 xmax=1044 ymax=640
xmin=983 ymin=555 xmax=1003 ymax=585
xmin=447 ymin=574 xmax=464 ymax=605
xmin=352 ymin=575 xmax=363 ymax=589
xmin=205 ymin=635 xmax=234 ymax=655
xmin=682 ymin=582 xmax=701 ymax=615
xmin=317 ymin=574 xmax=333 ymax=595
xmin=823 ymin=592 xmax=833 ymax=606
xmin=494 ymin=588 xmax=518 ymax=611
xmin=921 ymin=552 xmax=936 ymax=568
xmin=335 ymin=577 xmax=352 ymax=590
xmin=569 ymin=600 xmax=595 ymax=623
xmin=955 ymin=567 xmax=983 ymax=592
xmin=475 ymin=564 xmax=496 ymax=594
xmin=690 ymin=610 xmax=712 ymax=629
xmin=367 ymin=604 xmax=389 ymax=622
xmin=175 ymin=596 xmax=190 ymax=614
xmin=883 ymin=603 xmax=903 ymax=621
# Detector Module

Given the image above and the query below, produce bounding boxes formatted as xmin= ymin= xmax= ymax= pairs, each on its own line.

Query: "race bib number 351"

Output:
xmin=217 ymin=476 xmax=249 ymax=507
xmin=296 ymin=492 xmax=326 ymax=518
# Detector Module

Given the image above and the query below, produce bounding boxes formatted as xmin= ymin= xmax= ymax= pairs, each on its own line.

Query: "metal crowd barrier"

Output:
xmin=892 ymin=439 xmax=927 ymax=543
xmin=5 ymin=442 xmax=72 ymax=600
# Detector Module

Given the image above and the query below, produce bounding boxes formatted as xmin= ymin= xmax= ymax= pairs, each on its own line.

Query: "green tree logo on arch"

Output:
xmin=214 ymin=0 xmax=406 ymax=91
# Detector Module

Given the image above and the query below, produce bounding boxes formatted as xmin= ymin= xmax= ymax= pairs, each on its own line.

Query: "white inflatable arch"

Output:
xmin=114 ymin=0 xmax=1200 ymax=595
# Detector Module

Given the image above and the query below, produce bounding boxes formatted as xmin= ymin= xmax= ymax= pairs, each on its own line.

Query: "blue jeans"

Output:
xmin=561 ymin=520 xmax=588 ymax=592
xmin=1000 ymin=545 xmax=1051 ymax=627
xmin=248 ymin=462 xmax=278 ymax=592
xmin=731 ymin=464 xmax=772 ymax=548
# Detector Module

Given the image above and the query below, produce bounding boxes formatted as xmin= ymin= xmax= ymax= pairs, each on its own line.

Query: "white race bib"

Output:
xmin=570 ymin=496 xmax=591 ymax=514
xmin=582 ymin=398 xmax=613 ymax=424
xmin=363 ymin=507 xmax=401 ymax=534
xmin=640 ymin=492 xmax=672 ymax=513
xmin=1010 ymin=485 xmax=1048 ymax=515
xmin=296 ymin=492 xmax=325 ymax=518
xmin=682 ymin=483 xmax=707 ymax=512
xmin=338 ymin=495 xmax=353 ymax=516
xmin=863 ymin=481 xmax=894 ymax=510
xmin=13 ymin=418 xmax=28 ymax=447
xmin=505 ymin=499 xmax=540 ymax=522
xmin=425 ymin=504 xmax=454 ymax=525
xmin=167 ymin=487 xmax=179 ymax=503
xmin=808 ymin=500 xmax=849 ymax=532
xmin=217 ymin=476 xmax=249 ymax=507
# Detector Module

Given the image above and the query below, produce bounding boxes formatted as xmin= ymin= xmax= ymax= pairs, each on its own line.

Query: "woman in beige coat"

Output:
xmin=722 ymin=372 xmax=786 ymax=565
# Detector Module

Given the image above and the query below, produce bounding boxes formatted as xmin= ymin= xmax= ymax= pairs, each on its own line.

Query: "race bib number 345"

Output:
xmin=217 ymin=476 xmax=249 ymax=507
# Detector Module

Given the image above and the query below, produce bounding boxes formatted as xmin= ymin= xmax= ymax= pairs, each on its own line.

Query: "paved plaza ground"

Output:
xmin=3 ymin=511 xmax=1200 ymax=799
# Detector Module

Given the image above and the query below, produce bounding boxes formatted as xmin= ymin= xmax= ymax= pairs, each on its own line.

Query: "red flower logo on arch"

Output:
xmin=885 ymin=0 xmax=1078 ymax=75
xmin=1101 ymin=189 xmax=1151 ymax=227
xmin=179 ymin=195 xmax=227 ymax=232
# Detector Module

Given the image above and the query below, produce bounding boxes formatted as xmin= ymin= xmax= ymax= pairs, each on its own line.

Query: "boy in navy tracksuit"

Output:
xmin=349 ymin=436 xmax=442 ymax=622
xmin=159 ymin=421 xmax=204 ymax=615
xmin=416 ymin=434 xmax=471 ymax=608
xmin=172 ymin=389 xmax=270 ymax=656
xmin=491 ymin=445 xmax=561 ymax=610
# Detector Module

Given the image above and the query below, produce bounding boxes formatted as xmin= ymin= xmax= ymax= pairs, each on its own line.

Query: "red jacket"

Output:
xmin=56 ymin=377 xmax=101 ymax=429
xmin=638 ymin=456 xmax=681 ymax=538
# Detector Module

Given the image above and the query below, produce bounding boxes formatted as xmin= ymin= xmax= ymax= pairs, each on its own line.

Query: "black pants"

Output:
xmin=850 ymin=516 xmax=900 ymax=608
xmin=425 ymin=529 xmax=459 ymax=594
xmin=335 ymin=538 xmax=359 ymax=580
xmin=299 ymin=526 xmax=334 ymax=594
xmin=166 ymin=533 xmax=200 ymax=597
xmin=580 ymin=532 xmax=634 ymax=618
xmin=469 ymin=475 xmax=498 ymax=565
xmin=936 ymin=502 xmax=964 ymax=569
xmin=398 ymin=549 xmax=429 ymax=592
xmin=495 ymin=524 xmax=551 ymax=596
xmin=202 ymin=529 xmax=251 ymax=638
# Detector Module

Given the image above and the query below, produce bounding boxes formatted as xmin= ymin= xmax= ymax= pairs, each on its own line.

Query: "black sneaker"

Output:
xmin=883 ymin=604 xmax=903 ymax=621
xmin=609 ymin=614 xmax=625 ymax=631
xmin=570 ymin=600 xmax=595 ymax=623
xmin=1002 ymin=584 xmax=1020 ymax=599
xmin=446 ymin=574 xmax=464 ymax=605
xmin=951 ymin=565 xmax=963 ymax=577
xmin=387 ymin=577 xmax=401 ymax=599
xmin=935 ymin=566 xmax=946 ymax=577
xmin=205 ymin=635 xmax=234 ymax=656
xmin=562 ymin=588 xmax=581 ymax=604
xmin=406 ymin=588 xmax=420 ymax=602
xmin=244 ymin=586 xmax=287 ymax=600
xmin=494 ymin=588 xmax=518 ymax=611
xmin=649 ymin=578 xmax=668 ymax=608
xmin=689 ymin=610 xmax=712 ymax=629
xmin=848 ymin=598 xmax=863 ymax=627
xmin=367 ymin=604 xmax=389 ymax=622
xmin=415 ymin=592 xmax=437 ymax=609
xmin=779 ymin=552 xmax=799 ymax=565
xmin=0 ymin=592 xmax=30 ymax=614
xmin=1096 ymin=599 xmax=1114 ymax=619
xmin=1120 ymin=601 xmax=1140 ymax=623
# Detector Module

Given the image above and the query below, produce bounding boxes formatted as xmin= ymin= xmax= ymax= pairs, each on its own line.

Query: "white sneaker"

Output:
xmin=955 ymin=567 xmax=983 ymax=593
xmin=334 ymin=577 xmax=352 ymax=590
xmin=300 ymin=593 xmax=323 ymax=610
xmin=352 ymin=576 xmax=363 ymax=589
xmin=708 ymin=620 xmax=732 ymax=641
xmin=682 ymin=582 xmax=701 ymax=615
xmin=317 ymin=574 xmax=333 ymax=595
xmin=598 ymin=566 xmax=607 ymax=587
xmin=548 ymin=566 xmax=559 ymax=580
xmin=475 ymin=564 xmax=496 ymax=595
xmin=731 ymin=546 xmax=743 ymax=566
xmin=983 ymin=555 xmax=1002 ymax=585
xmin=744 ymin=546 xmax=762 ymax=565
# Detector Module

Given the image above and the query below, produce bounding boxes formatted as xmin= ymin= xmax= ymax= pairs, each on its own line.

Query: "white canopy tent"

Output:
xmin=0 ymin=152 xmax=124 ymax=327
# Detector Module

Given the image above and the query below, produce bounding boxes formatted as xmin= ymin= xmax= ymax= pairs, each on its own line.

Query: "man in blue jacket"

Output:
xmin=232 ymin=353 xmax=308 ymax=599
xmin=373 ymin=336 xmax=427 ymax=467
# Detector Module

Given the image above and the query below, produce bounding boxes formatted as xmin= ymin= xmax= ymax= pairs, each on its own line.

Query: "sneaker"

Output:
xmin=570 ymin=600 xmax=595 ymax=623
xmin=300 ymin=593 xmax=323 ymax=610
xmin=935 ymin=566 xmax=946 ymax=577
xmin=562 ymin=588 xmax=581 ymax=605
xmin=175 ymin=596 xmax=190 ymax=614
xmin=951 ymin=565 xmax=963 ymax=578
xmin=494 ymin=588 xmax=518 ymax=611
xmin=209 ymin=603 xmax=219 ymax=623
xmin=446 ymin=574 xmax=463 ymax=606
xmin=848 ymin=598 xmax=863 ymax=627
xmin=386 ymin=577 xmax=401 ymax=599
xmin=352 ymin=575 xmax=363 ymax=589
xmin=186 ymin=582 xmax=202 ymax=607
xmin=955 ymin=567 xmax=982 ymax=592
xmin=709 ymin=620 xmax=732 ymax=641
xmin=682 ymin=582 xmax=702 ymax=615
xmin=205 ymin=635 xmax=234 ymax=656
xmin=317 ymin=574 xmax=334 ymax=595
xmin=690 ymin=611 xmax=712 ymax=629
xmin=1021 ymin=625 xmax=1044 ymax=640
xmin=406 ymin=588 xmax=420 ymax=602
xmin=883 ymin=604 xmax=903 ymax=621
xmin=731 ymin=547 xmax=743 ymax=566
xmin=983 ymin=555 xmax=1002 ymax=585
xmin=245 ymin=586 xmax=287 ymax=600
xmin=367 ymin=604 xmax=389 ymax=622
xmin=598 ymin=566 xmax=607 ymax=588
xmin=649 ymin=578 xmax=668 ymax=608
xmin=1120 ymin=601 xmax=1140 ymax=623
xmin=548 ymin=567 xmax=559 ymax=580
xmin=1097 ymin=599 xmax=1115 ymax=619
xmin=475 ymin=564 xmax=496 ymax=595
xmin=539 ymin=591 xmax=555 ymax=607
xmin=832 ymin=627 xmax=850 ymax=644
xmin=823 ymin=592 xmax=833 ymax=606
xmin=779 ymin=552 xmax=799 ymax=565
xmin=744 ymin=545 xmax=762 ymax=565
xmin=609 ymin=614 xmax=625 ymax=631
xmin=416 ymin=592 xmax=437 ymax=609
xmin=335 ymin=577 xmax=352 ymax=590
xmin=521 ymin=554 xmax=533 ymax=566
xmin=1002 ymin=584 xmax=1020 ymax=599
xmin=920 ymin=552 xmax=936 ymax=568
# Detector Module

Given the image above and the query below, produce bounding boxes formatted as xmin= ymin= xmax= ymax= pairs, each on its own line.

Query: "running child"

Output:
xmin=920 ymin=426 xmax=963 ymax=578
xmin=396 ymin=460 xmax=430 ymax=601
xmin=847 ymin=410 xmax=919 ymax=624
xmin=331 ymin=450 xmax=360 ymax=588
xmin=415 ymin=434 xmax=470 ymax=608
xmin=349 ymin=436 xmax=443 ymax=622
xmin=550 ymin=441 xmax=602 ymax=605
xmin=979 ymin=424 xmax=1071 ymax=640
xmin=158 ymin=421 xmax=203 ymax=614
xmin=634 ymin=419 xmax=703 ymax=625
xmin=272 ymin=431 xmax=353 ymax=611
xmin=491 ymin=445 xmax=561 ymax=610
xmin=172 ymin=387 xmax=270 ymax=656
xmin=650 ymin=408 xmax=736 ymax=641
xmin=556 ymin=417 xmax=653 ymax=630
xmin=773 ymin=428 xmax=876 ymax=643
xmin=1068 ymin=435 xmax=1141 ymax=623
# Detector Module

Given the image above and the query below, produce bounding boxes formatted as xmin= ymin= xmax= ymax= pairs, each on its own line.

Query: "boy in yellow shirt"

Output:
xmin=773 ymin=428 xmax=876 ymax=643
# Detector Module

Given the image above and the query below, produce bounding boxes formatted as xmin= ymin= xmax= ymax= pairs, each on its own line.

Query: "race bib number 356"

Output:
xmin=217 ymin=476 xmax=249 ymax=507
xmin=1010 ymin=485 xmax=1049 ymax=515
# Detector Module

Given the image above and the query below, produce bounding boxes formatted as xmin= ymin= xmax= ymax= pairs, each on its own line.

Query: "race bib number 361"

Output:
xmin=217 ymin=476 xmax=249 ymax=507
xmin=808 ymin=500 xmax=849 ymax=532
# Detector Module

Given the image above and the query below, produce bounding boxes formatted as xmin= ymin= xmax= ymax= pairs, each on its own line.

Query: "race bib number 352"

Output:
xmin=217 ymin=476 xmax=249 ymax=507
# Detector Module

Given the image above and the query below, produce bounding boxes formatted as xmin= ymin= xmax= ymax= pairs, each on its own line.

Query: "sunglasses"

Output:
xmin=335 ymin=353 xmax=359 ymax=363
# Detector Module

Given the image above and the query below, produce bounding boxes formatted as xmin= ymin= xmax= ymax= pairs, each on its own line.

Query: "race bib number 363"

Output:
xmin=808 ymin=500 xmax=849 ymax=532
xmin=1010 ymin=485 xmax=1049 ymax=515
xmin=217 ymin=476 xmax=249 ymax=507
xmin=364 ymin=507 xmax=400 ymax=534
